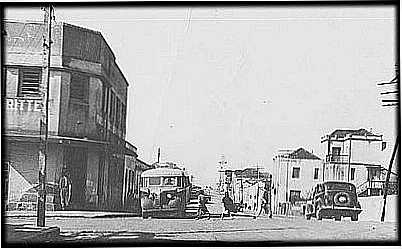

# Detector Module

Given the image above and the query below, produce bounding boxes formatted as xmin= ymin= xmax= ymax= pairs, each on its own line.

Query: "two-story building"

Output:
xmin=321 ymin=128 xmax=397 ymax=196
xmin=272 ymin=148 xmax=322 ymax=215
xmin=3 ymin=21 xmax=136 ymax=211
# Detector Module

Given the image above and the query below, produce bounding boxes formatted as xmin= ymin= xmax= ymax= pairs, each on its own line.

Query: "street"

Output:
xmin=3 ymin=5 xmax=400 ymax=247
xmin=6 ymin=215 xmax=398 ymax=244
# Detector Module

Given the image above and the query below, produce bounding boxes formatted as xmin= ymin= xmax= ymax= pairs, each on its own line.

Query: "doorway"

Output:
xmin=64 ymin=146 xmax=88 ymax=210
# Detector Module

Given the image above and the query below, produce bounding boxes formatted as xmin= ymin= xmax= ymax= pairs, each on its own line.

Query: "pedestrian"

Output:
xmin=221 ymin=192 xmax=234 ymax=219
xmin=257 ymin=189 xmax=272 ymax=218
xmin=59 ymin=167 xmax=72 ymax=210
xmin=196 ymin=192 xmax=210 ymax=220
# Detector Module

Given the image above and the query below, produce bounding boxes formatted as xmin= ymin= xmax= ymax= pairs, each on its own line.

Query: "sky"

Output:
xmin=5 ymin=5 xmax=398 ymax=186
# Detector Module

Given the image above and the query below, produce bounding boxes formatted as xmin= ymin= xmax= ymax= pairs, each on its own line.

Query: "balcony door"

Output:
xmin=332 ymin=147 xmax=342 ymax=162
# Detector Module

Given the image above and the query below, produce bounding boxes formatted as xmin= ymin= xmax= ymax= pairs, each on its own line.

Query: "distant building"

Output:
xmin=321 ymin=128 xmax=397 ymax=196
xmin=122 ymin=151 xmax=153 ymax=213
xmin=223 ymin=167 xmax=272 ymax=215
xmin=3 ymin=21 xmax=135 ymax=211
xmin=272 ymin=148 xmax=322 ymax=215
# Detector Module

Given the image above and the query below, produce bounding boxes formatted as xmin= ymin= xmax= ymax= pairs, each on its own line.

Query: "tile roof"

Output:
xmin=289 ymin=148 xmax=321 ymax=160
xmin=330 ymin=128 xmax=377 ymax=138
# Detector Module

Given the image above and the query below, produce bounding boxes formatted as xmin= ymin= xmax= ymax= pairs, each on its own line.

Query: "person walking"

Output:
xmin=195 ymin=191 xmax=210 ymax=220
xmin=221 ymin=192 xmax=234 ymax=219
xmin=59 ymin=168 xmax=72 ymax=210
xmin=257 ymin=189 xmax=272 ymax=218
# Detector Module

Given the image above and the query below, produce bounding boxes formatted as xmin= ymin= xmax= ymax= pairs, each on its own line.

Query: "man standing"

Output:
xmin=221 ymin=192 xmax=234 ymax=219
xmin=59 ymin=168 xmax=72 ymax=210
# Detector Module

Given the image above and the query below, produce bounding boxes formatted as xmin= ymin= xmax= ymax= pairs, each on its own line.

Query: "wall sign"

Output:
xmin=6 ymin=98 xmax=42 ymax=112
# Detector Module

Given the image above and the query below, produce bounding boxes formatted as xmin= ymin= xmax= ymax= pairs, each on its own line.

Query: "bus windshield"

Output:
xmin=163 ymin=177 xmax=177 ymax=186
xmin=149 ymin=177 xmax=161 ymax=186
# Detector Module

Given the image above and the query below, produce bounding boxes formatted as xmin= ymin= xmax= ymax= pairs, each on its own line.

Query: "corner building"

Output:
xmin=3 ymin=21 xmax=136 ymax=211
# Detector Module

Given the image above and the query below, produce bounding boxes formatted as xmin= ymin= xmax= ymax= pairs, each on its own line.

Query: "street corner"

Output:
xmin=4 ymin=223 xmax=61 ymax=245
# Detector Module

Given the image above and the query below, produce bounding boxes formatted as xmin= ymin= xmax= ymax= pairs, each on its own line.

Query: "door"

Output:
xmin=64 ymin=147 xmax=88 ymax=209
xmin=332 ymin=147 xmax=342 ymax=162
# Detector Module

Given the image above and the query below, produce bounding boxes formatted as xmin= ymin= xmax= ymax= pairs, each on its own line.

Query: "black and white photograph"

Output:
xmin=1 ymin=1 xmax=400 ymax=247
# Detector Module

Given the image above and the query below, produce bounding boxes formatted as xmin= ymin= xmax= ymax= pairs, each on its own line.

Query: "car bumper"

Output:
xmin=319 ymin=206 xmax=362 ymax=216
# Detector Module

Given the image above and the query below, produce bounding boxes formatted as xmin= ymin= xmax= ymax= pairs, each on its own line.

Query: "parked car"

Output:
xmin=305 ymin=181 xmax=362 ymax=221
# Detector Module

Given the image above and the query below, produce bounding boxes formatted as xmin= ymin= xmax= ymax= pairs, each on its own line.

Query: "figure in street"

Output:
xmin=59 ymin=167 xmax=72 ymax=210
xmin=196 ymin=192 xmax=210 ymax=220
xmin=257 ymin=189 xmax=272 ymax=218
xmin=221 ymin=192 xmax=235 ymax=219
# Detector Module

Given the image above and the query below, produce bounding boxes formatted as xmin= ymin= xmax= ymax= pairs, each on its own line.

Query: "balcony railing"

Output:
xmin=357 ymin=180 xmax=399 ymax=196
xmin=325 ymin=154 xmax=349 ymax=163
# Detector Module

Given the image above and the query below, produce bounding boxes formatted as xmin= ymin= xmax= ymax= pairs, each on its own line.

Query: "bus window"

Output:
xmin=177 ymin=177 xmax=182 ymax=187
xmin=149 ymin=177 xmax=161 ymax=186
xmin=163 ymin=177 xmax=177 ymax=186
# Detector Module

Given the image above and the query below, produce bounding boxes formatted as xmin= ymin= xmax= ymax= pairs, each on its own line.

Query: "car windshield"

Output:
xmin=325 ymin=183 xmax=355 ymax=191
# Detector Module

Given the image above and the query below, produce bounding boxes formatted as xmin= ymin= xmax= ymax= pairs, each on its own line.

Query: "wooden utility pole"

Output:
xmin=378 ymin=64 xmax=399 ymax=222
xmin=37 ymin=5 xmax=53 ymax=227
xmin=218 ymin=155 xmax=227 ymax=193
xmin=381 ymin=135 xmax=399 ymax=222
xmin=255 ymin=163 xmax=260 ymax=213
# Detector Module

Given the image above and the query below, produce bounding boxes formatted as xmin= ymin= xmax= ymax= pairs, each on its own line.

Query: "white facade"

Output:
xmin=272 ymin=148 xmax=323 ymax=214
xmin=321 ymin=129 xmax=384 ymax=191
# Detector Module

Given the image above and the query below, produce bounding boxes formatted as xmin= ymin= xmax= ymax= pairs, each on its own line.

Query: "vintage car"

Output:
xmin=305 ymin=181 xmax=362 ymax=221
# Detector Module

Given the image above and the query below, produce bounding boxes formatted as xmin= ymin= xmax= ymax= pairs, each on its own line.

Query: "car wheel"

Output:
xmin=351 ymin=214 xmax=358 ymax=221
xmin=335 ymin=216 xmax=341 ymax=221
xmin=316 ymin=206 xmax=323 ymax=220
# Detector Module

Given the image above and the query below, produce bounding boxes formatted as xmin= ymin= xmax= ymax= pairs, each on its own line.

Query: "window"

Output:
xmin=148 ymin=177 xmax=161 ymax=186
xmin=332 ymin=147 xmax=341 ymax=155
xmin=314 ymin=168 xmax=319 ymax=180
xmin=116 ymin=98 xmax=121 ymax=128
xmin=102 ymin=85 xmax=108 ymax=113
xmin=350 ymin=168 xmax=356 ymax=181
xmin=18 ymin=68 xmax=41 ymax=97
xmin=70 ymin=73 xmax=89 ymax=102
xmin=163 ymin=177 xmax=177 ymax=186
xmin=292 ymin=167 xmax=300 ymax=179
xmin=109 ymin=91 xmax=115 ymax=123
xmin=289 ymin=190 xmax=301 ymax=203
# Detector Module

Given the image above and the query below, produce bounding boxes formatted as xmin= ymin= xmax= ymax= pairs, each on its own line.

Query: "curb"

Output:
xmin=5 ymin=225 xmax=60 ymax=244
xmin=5 ymin=211 xmax=140 ymax=219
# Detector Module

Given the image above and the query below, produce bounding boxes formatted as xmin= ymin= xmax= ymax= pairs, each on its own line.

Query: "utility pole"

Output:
xmin=37 ymin=5 xmax=53 ymax=227
xmin=377 ymin=64 xmax=399 ymax=222
xmin=381 ymin=135 xmax=399 ymax=222
xmin=255 ymin=163 xmax=260 ymax=213
xmin=218 ymin=155 xmax=227 ymax=193
xmin=347 ymin=138 xmax=352 ymax=182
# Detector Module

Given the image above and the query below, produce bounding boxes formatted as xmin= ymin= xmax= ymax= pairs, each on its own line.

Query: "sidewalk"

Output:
xmin=4 ymin=224 xmax=60 ymax=245
xmin=5 ymin=210 xmax=140 ymax=218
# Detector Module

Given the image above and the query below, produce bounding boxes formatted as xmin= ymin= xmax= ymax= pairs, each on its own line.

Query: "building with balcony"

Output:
xmin=272 ymin=148 xmax=322 ymax=215
xmin=3 ymin=21 xmax=137 ymax=211
xmin=321 ymin=128 xmax=397 ymax=197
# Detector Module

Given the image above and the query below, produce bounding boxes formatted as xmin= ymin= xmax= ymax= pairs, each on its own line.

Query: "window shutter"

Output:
xmin=19 ymin=68 xmax=41 ymax=96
